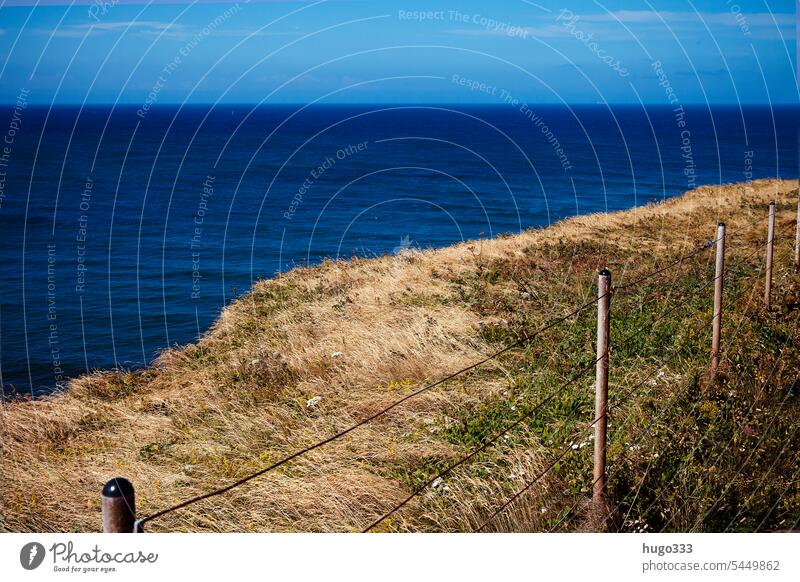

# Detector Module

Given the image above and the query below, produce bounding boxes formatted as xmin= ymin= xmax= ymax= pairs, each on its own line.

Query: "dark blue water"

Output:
xmin=0 ymin=104 xmax=796 ymax=395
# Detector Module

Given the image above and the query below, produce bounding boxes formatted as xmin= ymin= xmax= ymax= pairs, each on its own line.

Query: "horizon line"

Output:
xmin=2 ymin=101 xmax=798 ymax=107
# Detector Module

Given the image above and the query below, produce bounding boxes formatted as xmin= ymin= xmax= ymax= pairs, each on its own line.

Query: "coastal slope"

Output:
xmin=2 ymin=178 xmax=799 ymax=533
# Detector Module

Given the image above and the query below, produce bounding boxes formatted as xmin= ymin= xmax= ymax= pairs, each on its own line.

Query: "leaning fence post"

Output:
xmin=593 ymin=268 xmax=611 ymax=526
xmin=711 ymin=223 xmax=726 ymax=378
xmin=765 ymin=202 xmax=775 ymax=310
xmin=102 ymin=477 xmax=141 ymax=532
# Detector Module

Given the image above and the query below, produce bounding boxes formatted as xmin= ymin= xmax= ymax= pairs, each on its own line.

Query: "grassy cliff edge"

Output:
xmin=2 ymin=179 xmax=799 ymax=533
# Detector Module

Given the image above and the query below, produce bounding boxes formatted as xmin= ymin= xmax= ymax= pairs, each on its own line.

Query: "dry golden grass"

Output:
xmin=1 ymin=178 xmax=798 ymax=533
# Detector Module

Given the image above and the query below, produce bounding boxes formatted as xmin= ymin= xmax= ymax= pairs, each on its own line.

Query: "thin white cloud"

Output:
xmin=449 ymin=10 xmax=794 ymax=42
xmin=44 ymin=19 xmax=299 ymax=40
xmin=0 ymin=0 xmax=311 ymax=5
xmin=44 ymin=20 xmax=189 ymax=39
xmin=450 ymin=24 xmax=567 ymax=38
xmin=583 ymin=10 xmax=795 ymax=41
xmin=586 ymin=10 xmax=794 ymax=27
xmin=83 ymin=20 xmax=180 ymax=32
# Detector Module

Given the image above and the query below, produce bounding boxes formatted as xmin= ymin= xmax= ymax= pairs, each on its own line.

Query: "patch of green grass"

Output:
xmin=430 ymin=231 xmax=800 ymax=531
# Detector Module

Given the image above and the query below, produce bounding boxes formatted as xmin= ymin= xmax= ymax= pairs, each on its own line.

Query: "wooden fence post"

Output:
xmin=102 ymin=477 xmax=141 ymax=532
xmin=765 ymin=202 xmax=775 ymax=310
xmin=794 ymin=192 xmax=799 ymax=272
xmin=593 ymin=268 xmax=611 ymax=526
xmin=711 ymin=223 xmax=726 ymax=378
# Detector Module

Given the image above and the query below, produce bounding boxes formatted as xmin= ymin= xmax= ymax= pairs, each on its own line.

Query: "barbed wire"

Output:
xmin=473 ymin=275 xmax=722 ymax=531
xmin=611 ymin=280 xmax=794 ymax=532
xmin=493 ymin=365 xmax=669 ymax=533
xmin=366 ymin=254 xmax=732 ymax=531
xmin=472 ymin=223 xmax=798 ymax=531
xmin=548 ymin=222 xmax=798 ymax=532
xmin=676 ymin=366 xmax=799 ymax=532
xmin=362 ymin=353 xmax=602 ymax=531
xmin=136 ymin=289 xmax=613 ymax=527
xmin=629 ymin=290 xmax=795 ymax=531
xmin=614 ymin=237 xmax=716 ymax=292
xmin=134 ymin=208 xmax=798 ymax=531
xmin=607 ymin=279 xmax=769 ymax=531
xmin=606 ymin=271 xmax=772 ymax=531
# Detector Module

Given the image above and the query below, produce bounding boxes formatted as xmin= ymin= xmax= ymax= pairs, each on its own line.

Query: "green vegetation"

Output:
xmin=429 ymin=235 xmax=799 ymax=531
xmin=2 ymin=180 xmax=798 ymax=533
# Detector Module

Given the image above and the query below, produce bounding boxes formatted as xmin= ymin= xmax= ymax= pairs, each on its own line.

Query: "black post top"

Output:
xmin=718 ymin=221 xmax=726 ymax=227
xmin=102 ymin=477 xmax=134 ymax=498
xmin=599 ymin=268 xmax=611 ymax=277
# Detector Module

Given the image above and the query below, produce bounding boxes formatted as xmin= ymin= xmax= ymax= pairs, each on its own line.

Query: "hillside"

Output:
xmin=2 ymin=178 xmax=799 ymax=533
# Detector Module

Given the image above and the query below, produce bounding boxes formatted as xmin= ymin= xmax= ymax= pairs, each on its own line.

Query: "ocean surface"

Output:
xmin=0 ymin=104 xmax=797 ymax=396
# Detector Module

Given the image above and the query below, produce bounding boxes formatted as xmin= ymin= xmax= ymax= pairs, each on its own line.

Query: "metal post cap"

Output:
xmin=718 ymin=222 xmax=725 ymax=227
xmin=598 ymin=268 xmax=611 ymax=277
xmin=103 ymin=477 xmax=134 ymax=498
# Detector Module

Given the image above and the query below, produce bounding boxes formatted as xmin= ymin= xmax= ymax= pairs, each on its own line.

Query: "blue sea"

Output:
xmin=0 ymin=104 xmax=797 ymax=396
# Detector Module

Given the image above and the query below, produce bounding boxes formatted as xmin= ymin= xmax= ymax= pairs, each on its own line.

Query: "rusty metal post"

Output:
xmin=593 ymin=269 xmax=611 ymax=521
xmin=765 ymin=202 xmax=775 ymax=310
xmin=711 ymin=223 xmax=726 ymax=378
xmin=102 ymin=477 xmax=141 ymax=532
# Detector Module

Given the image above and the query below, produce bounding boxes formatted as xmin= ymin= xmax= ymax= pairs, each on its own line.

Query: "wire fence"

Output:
xmin=98 ymin=200 xmax=800 ymax=533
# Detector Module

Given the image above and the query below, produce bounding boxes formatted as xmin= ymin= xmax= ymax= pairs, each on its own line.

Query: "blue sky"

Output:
xmin=0 ymin=0 xmax=795 ymax=104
